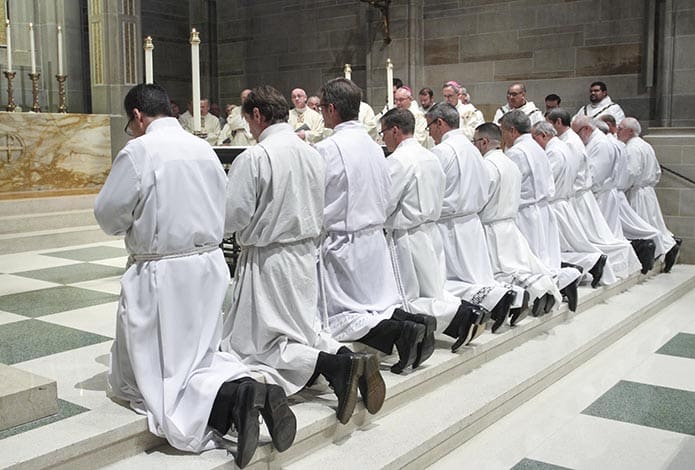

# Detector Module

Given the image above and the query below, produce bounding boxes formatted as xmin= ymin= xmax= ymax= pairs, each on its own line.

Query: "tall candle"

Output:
xmin=344 ymin=63 xmax=351 ymax=80
xmin=386 ymin=58 xmax=393 ymax=109
xmin=57 ymin=25 xmax=64 ymax=75
xmin=144 ymin=36 xmax=153 ymax=84
xmin=190 ymin=29 xmax=201 ymax=132
xmin=29 ymin=23 xmax=36 ymax=74
xmin=5 ymin=20 xmax=12 ymax=71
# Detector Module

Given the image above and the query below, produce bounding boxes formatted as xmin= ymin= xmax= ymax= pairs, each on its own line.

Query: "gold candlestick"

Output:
xmin=3 ymin=71 xmax=17 ymax=112
xmin=56 ymin=74 xmax=68 ymax=113
xmin=29 ymin=72 xmax=41 ymax=112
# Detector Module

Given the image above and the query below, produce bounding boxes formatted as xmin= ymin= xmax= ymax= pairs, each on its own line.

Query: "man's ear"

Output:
xmin=252 ymin=107 xmax=263 ymax=124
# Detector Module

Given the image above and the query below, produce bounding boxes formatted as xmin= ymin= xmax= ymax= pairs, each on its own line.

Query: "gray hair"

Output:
xmin=532 ymin=121 xmax=557 ymax=137
xmin=499 ymin=109 xmax=531 ymax=134
xmin=621 ymin=117 xmax=642 ymax=135
xmin=425 ymin=102 xmax=460 ymax=129
xmin=572 ymin=114 xmax=595 ymax=130
xmin=546 ymin=108 xmax=572 ymax=127
xmin=594 ymin=119 xmax=610 ymax=134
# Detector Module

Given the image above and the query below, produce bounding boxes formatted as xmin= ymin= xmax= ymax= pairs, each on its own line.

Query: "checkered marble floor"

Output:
xmin=0 ymin=241 xmax=128 ymax=439
xmin=430 ymin=284 xmax=695 ymax=470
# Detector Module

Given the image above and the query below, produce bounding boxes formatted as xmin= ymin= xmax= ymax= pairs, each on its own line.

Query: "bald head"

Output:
xmin=394 ymin=87 xmax=413 ymax=110
xmin=291 ymin=88 xmax=308 ymax=109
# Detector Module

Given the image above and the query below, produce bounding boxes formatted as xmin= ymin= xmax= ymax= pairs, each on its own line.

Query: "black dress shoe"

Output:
xmin=589 ymin=254 xmax=607 ymax=288
xmin=490 ymin=290 xmax=515 ymax=333
xmin=392 ymin=308 xmax=437 ymax=368
xmin=391 ymin=321 xmax=426 ymax=374
xmin=509 ymin=290 xmax=530 ymax=326
xmin=663 ymin=238 xmax=681 ymax=273
xmin=531 ymin=295 xmax=546 ymax=317
xmin=316 ymin=352 xmax=364 ymax=424
xmin=231 ymin=381 xmax=266 ymax=468
xmin=448 ymin=303 xmax=482 ymax=352
xmin=260 ymin=384 xmax=297 ymax=453
xmin=357 ymin=353 xmax=386 ymax=414
xmin=631 ymin=239 xmax=656 ymax=274
xmin=560 ymin=278 xmax=579 ymax=312
xmin=543 ymin=293 xmax=556 ymax=314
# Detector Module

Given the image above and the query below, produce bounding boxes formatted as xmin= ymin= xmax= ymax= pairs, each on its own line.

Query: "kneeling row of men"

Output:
xmin=94 ymin=80 xmax=679 ymax=468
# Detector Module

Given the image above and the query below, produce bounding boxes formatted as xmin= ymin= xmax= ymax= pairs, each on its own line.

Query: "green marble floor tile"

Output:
xmin=0 ymin=286 xmax=118 ymax=317
xmin=42 ymin=246 xmax=127 ymax=262
xmin=656 ymin=333 xmax=695 ymax=360
xmin=511 ymin=459 xmax=573 ymax=470
xmin=0 ymin=399 xmax=88 ymax=440
xmin=582 ymin=380 xmax=695 ymax=436
xmin=0 ymin=319 xmax=111 ymax=364
xmin=14 ymin=263 xmax=124 ymax=285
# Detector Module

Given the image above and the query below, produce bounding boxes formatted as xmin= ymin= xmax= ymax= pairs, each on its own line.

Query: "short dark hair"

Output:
xmin=545 ymin=93 xmax=561 ymax=104
xmin=393 ymin=78 xmax=403 ymax=89
xmin=598 ymin=114 xmax=617 ymax=126
xmin=426 ymin=102 xmax=459 ymax=129
xmin=546 ymin=108 xmax=572 ymax=127
xmin=499 ymin=109 xmax=531 ymax=134
xmin=419 ymin=87 xmax=434 ymax=98
xmin=241 ymin=85 xmax=289 ymax=124
xmin=381 ymin=108 xmax=415 ymax=135
xmin=320 ymin=78 xmax=361 ymax=122
xmin=591 ymin=81 xmax=607 ymax=92
xmin=475 ymin=122 xmax=502 ymax=142
xmin=124 ymin=83 xmax=172 ymax=120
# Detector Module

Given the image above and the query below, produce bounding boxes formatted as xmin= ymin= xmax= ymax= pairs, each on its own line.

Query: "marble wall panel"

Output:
xmin=0 ymin=113 xmax=111 ymax=197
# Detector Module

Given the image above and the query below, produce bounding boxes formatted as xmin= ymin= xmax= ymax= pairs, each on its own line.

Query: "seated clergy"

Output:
xmin=217 ymin=89 xmax=256 ymax=146
xmin=315 ymin=78 xmax=437 ymax=374
xmin=95 ymin=83 xmax=296 ymax=468
xmin=493 ymin=83 xmax=543 ymax=126
xmin=219 ymin=85 xmax=386 ymax=426
xmin=288 ymin=87 xmax=325 ymax=143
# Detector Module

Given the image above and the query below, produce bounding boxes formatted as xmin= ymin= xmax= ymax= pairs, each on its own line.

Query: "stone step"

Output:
xmin=0 ymin=226 xmax=117 ymax=255
xmin=0 ymin=365 xmax=57 ymax=432
xmin=4 ymin=265 xmax=680 ymax=470
xmin=0 ymin=194 xmax=98 ymax=218
xmin=0 ymin=210 xmax=98 ymax=235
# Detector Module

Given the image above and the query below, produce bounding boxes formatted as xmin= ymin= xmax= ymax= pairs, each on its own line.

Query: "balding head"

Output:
xmin=291 ymin=88 xmax=307 ymax=109
xmin=394 ymin=87 xmax=413 ymax=110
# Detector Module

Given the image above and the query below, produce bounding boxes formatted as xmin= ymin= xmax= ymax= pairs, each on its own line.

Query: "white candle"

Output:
xmin=386 ymin=58 xmax=394 ymax=109
xmin=344 ymin=63 xmax=351 ymax=80
xmin=57 ymin=25 xmax=64 ymax=75
xmin=29 ymin=23 xmax=36 ymax=74
xmin=144 ymin=36 xmax=154 ymax=84
xmin=190 ymin=29 xmax=201 ymax=132
xmin=6 ymin=20 xmax=12 ymax=71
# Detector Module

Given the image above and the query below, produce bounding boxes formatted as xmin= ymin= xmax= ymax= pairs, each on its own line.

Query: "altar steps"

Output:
xmin=0 ymin=195 xmax=114 ymax=255
xmin=2 ymin=264 xmax=688 ymax=470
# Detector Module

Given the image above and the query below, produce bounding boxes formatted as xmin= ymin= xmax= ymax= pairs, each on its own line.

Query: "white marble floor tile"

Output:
xmin=0 ymin=253 xmax=80 ymax=273
xmin=40 ymin=301 xmax=118 ymax=338
xmin=527 ymin=414 xmax=695 ymax=470
xmin=14 ymin=341 xmax=113 ymax=410
xmin=624 ymin=354 xmax=695 ymax=393
xmin=71 ymin=276 xmax=122 ymax=295
xmin=0 ymin=310 xmax=28 ymax=325
xmin=0 ymin=273 xmax=60 ymax=295
xmin=90 ymin=257 xmax=128 ymax=268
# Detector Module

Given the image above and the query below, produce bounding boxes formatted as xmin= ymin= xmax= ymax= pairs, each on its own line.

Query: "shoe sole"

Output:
xmin=412 ymin=315 xmax=437 ymax=368
xmin=391 ymin=323 xmax=426 ymax=374
xmin=261 ymin=384 xmax=297 ymax=453
xmin=359 ymin=354 xmax=386 ymax=414
xmin=234 ymin=382 xmax=265 ymax=468
xmin=337 ymin=357 xmax=364 ymax=424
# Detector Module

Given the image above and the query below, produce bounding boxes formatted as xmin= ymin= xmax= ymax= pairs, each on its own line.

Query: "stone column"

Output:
xmin=654 ymin=0 xmax=675 ymax=127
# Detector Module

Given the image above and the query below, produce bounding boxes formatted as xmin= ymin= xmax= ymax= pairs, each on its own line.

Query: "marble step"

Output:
xmin=0 ymin=226 xmax=116 ymax=255
xmin=0 ymin=364 xmax=58 ymax=432
xmin=55 ymin=265 xmax=687 ymax=470
xmin=0 ymin=194 xmax=98 ymax=218
xmin=0 ymin=209 xmax=98 ymax=235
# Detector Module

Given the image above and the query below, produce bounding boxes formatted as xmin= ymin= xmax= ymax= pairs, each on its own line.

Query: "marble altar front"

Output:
xmin=0 ymin=112 xmax=111 ymax=199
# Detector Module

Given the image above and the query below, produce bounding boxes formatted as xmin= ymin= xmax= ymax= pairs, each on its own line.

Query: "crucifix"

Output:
xmin=360 ymin=0 xmax=391 ymax=44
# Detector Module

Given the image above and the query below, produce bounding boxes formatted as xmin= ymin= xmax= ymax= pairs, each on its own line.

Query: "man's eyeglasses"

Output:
xmin=318 ymin=102 xmax=331 ymax=112
xmin=378 ymin=127 xmax=393 ymax=137
xmin=124 ymin=117 xmax=134 ymax=136
xmin=472 ymin=137 xmax=486 ymax=144
xmin=507 ymin=91 xmax=522 ymax=97
xmin=425 ymin=118 xmax=439 ymax=130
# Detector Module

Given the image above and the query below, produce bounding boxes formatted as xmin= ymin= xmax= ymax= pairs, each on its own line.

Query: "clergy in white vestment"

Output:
xmin=288 ymin=87 xmax=325 ymax=143
xmin=618 ymin=117 xmax=681 ymax=272
xmin=547 ymin=108 xmax=642 ymax=279
xmin=573 ymin=81 xmax=625 ymax=125
xmin=217 ymin=89 xmax=256 ymax=146
xmin=219 ymin=85 xmax=385 ymax=426
xmin=316 ymin=78 xmax=436 ymax=374
xmin=380 ymin=108 xmax=485 ymax=353
xmin=95 ymin=84 xmax=296 ymax=468
xmin=493 ymin=83 xmax=543 ymax=126
xmin=394 ymin=87 xmax=434 ymax=149
xmin=359 ymin=100 xmax=379 ymax=141
xmin=441 ymin=82 xmax=485 ymax=140
xmin=598 ymin=114 xmax=671 ymax=264
xmin=474 ymin=123 xmax=562 ymax=315
xmin=426 ymin=102 xmax=521 ymax=330
xmin=531 ymin=121 xmax=614 ymax=288
xmin=181 ymin=98 xmax=221 ymax=145
xmin=500 ymin=111 xmax=582 ymax=310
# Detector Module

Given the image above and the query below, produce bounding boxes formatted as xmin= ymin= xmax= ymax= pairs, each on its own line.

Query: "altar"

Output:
xmin=0 ymin=112 xmax=112 ymax=199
